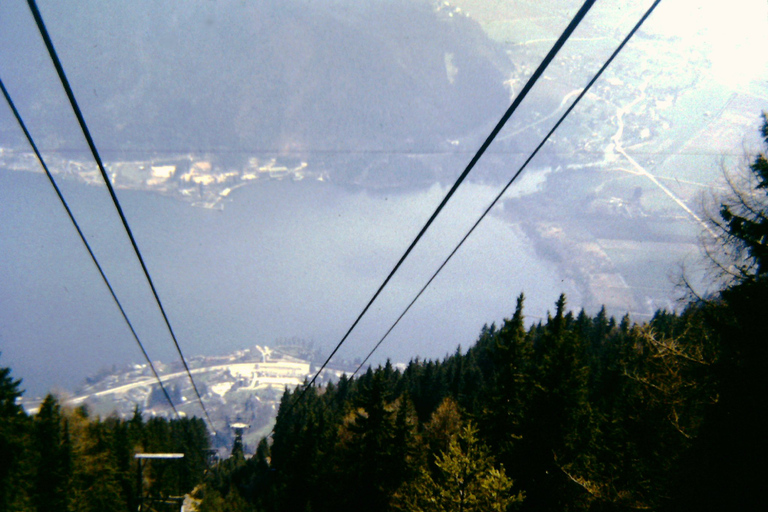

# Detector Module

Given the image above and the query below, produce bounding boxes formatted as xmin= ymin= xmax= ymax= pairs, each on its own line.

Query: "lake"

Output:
xmin=1 ymin=168 xmax=573 ymax=396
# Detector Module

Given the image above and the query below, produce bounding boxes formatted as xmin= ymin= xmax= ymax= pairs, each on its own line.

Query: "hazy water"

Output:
xmin=1 ymin=169 xmax=573 ymax=396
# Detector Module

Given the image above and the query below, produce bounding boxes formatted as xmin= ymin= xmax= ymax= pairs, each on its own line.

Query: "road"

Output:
xmin=606 ymin=78 xmax=717 ymax=237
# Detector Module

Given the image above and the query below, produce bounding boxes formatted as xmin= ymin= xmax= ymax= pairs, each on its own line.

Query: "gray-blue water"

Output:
xmin=1 ymin=168 xmax=572 ymax=396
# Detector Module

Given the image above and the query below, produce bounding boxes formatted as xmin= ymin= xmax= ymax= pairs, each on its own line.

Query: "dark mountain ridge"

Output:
xmin=3 ymin=0 xmax=511 ymax=163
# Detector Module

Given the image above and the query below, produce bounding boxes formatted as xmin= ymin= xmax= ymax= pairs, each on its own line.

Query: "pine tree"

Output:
xmin=337 ymin=371 xmax=399 ymax=512
xmin=0 ymin=364 xmax=32 ymax=512
xmin=707 ymin=113 xmax=768 ymax=282
xmin=392 ymin=422 xmax=522 ymax=512
xmin=514 ymin=295 xmax=595 ymax=511
xmin=33 ymin=395 xmax=71 ymax=512
xmin=422 ymin=397 xmax=463 ymax=468
xmin=668 ymin=278 xmax=768 ymax=510
xmin=480 ymin=293 xmax=533 ymax=467
xmin=68 ymin=413 xmax=126 ymax=512
xmin=663 ymin=113 xmax=768 ymax=511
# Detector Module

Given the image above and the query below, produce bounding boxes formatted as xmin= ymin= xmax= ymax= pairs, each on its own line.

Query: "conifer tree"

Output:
xmin=422 ymin=397 xmax=463 ymax=467
xmin=706 ymin=113 xmax=768 ymax=283
xmin=0 ymin=364 xmax=32 ymax=512
xmin=68 ymin=413 xmax=125 ymax=512
xmin=337 ymin=371 xmax=400 ymax=512
xmin=480 ymin=293 xmax=533 ymax=467
xmin=33 ymin=395 xmax=71 ymax=512
xmin=392 ymin=423 xmax=522 ymax=512
xmin=514 ymin=295 xmax=594 ymax=511
xmin=665 ymin=114 xmax=768 ymax=511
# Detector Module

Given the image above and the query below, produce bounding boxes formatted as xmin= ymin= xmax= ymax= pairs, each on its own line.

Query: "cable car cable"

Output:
xmin=26 ymin=0 xmax=213 ymax=429
xmin=350 ymin=0 xmax=665 ymax=377
xmin=274 ymin=0 xmax=598 ymax=429
xmin=0 ymin=76 xmax=181 ymax=418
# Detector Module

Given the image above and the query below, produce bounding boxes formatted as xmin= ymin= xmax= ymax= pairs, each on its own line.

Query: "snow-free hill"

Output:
xmin=2 ymin=0 xmax=509 ymax=167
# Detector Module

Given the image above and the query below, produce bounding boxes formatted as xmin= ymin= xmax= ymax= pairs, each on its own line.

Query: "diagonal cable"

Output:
xmin=351 ymin=0 xmax=665 ymax=377
xmin=276 ymin=0 xmax=597 ymax=426
xmin=1 ymin=76 xmax=180 ymax=418
xmin=26 ymin=0 xmax=213 ymax=429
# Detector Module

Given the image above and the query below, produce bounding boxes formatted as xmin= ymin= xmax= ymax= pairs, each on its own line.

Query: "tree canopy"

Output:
xmin=0 ymin=374 xmax=209 ymax=512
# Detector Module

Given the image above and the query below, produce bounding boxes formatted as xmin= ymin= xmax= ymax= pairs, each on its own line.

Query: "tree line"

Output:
xmin=0 ymin=384 xmax=209 ymax=512
xmin=194 ymin=286 xmax=762 ymax=512
xmin=192 ymin=118 xmax=768 ymax=511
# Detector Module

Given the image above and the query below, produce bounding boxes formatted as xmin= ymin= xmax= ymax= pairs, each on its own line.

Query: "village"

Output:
xmin=18 ymin=343 xmax=353 ymax=454
xmin=0 ymin=146 xmax=326 ymax=209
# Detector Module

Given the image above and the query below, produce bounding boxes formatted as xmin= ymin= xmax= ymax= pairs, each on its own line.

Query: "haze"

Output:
xmin=1 ymin=0 xmax=767 ymax=396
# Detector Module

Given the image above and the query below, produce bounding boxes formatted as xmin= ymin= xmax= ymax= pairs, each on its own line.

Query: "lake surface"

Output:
xmin=1 ymin=169 xmax=574 ymax=396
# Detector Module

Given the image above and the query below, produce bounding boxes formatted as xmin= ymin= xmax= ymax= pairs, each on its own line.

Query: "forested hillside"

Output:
xmin=194 ymin=286 xmax=763 ymax=512
xmin=193 ymin=119 xmax=768 ymax=512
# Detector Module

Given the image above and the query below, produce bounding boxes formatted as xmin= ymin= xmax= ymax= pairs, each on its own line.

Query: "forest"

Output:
xmin=1 ymin=118 xmax=767 ymax=511
xmin=185 ymin=116 xmax=768 ymax=512
xmin=0 ymin=389 xmax=209 ymax=512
